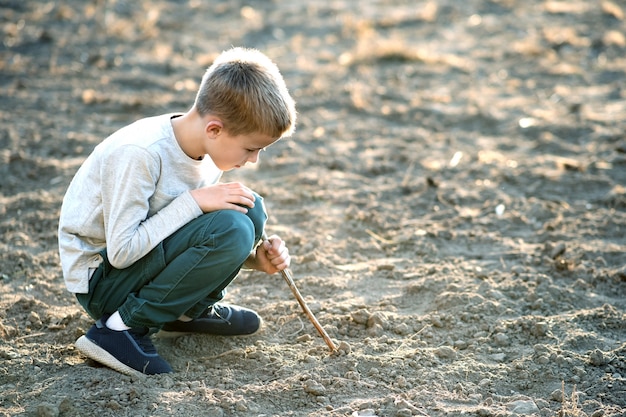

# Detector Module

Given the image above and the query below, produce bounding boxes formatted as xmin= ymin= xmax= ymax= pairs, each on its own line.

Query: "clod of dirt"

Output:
xmin=337 ymin=340 xmax=351 ymax=354
xmin=303 ymin=379 xmax=326 ymax=396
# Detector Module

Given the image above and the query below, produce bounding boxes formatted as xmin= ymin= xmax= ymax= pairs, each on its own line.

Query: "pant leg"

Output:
xmin=181 ymin=194 xmax=268 ymax=318
xmin=77 ymin=194 xmax=267 ymax=329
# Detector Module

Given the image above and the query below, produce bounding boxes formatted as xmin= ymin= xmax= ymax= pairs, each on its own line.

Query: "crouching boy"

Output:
xmin=58 ymin=47 xmax=297 ymax=376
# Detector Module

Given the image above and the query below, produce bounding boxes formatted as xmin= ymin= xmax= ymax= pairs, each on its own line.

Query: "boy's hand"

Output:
xmin=190 ymin=182 xmax=255 ymax=213
xmin=248 ymin=235 xmax=290 ymax=274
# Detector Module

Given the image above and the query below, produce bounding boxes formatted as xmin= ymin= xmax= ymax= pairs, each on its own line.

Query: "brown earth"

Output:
xmin=1 ymin=1 xmax=625 ymax=416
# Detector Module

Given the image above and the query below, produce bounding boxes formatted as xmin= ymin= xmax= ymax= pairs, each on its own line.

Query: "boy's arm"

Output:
xmin=100 ymin=145 xmax=202 ymax=269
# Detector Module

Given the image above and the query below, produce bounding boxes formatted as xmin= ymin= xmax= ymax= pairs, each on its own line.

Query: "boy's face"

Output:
xmin=210 ymin=130 xmax=277 ymax=171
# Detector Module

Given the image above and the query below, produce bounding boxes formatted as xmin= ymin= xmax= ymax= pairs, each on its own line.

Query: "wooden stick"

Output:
xmin=262 ymin=232 xmax=337 ymax=352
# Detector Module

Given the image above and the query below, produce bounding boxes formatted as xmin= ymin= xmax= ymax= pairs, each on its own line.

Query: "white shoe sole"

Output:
xmin=75 ymin=335 xmax=145 ymax=378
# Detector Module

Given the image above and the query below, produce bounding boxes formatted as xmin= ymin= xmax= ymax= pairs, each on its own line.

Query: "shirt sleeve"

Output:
xmin=100 ymin=144 xmax=202 ymax=269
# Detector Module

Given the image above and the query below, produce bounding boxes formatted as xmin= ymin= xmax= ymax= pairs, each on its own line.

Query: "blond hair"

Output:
xmin=194 ymin=47 xmax=296 ymax=139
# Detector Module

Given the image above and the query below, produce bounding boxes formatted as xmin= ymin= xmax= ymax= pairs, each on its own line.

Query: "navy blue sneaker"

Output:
xmin=159 ymin=304 xmax=262 ymax=337
xmin=76 ymin=316 xmax=172 ymax=376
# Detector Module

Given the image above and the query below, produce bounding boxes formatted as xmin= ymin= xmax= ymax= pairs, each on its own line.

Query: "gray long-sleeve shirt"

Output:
xmin=58 ymin=114 xmax=222 ymax=293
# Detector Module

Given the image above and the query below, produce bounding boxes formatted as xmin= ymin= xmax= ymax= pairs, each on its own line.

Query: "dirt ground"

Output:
xmin=1 ymin=1 xmax=625 ymax=416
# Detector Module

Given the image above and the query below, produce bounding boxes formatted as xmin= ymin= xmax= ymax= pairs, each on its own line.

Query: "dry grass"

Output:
xmin=558 ymin=382 xmax=586 ymax=417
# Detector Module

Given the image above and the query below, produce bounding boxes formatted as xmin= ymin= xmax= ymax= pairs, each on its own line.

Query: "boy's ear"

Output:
xmin=205 ymin=120 xmax=224 ymax=138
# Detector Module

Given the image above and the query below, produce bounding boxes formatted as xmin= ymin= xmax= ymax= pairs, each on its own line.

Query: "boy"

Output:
xmin=58 ymin=47 xmax=297 ymax=376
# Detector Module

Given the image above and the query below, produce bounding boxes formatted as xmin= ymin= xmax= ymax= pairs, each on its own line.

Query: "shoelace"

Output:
xmin=206 ymin=305 xmax=232 ymax=325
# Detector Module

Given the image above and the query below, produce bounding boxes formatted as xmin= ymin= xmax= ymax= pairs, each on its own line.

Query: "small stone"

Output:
xmin=28 ymin=311 xmax=43 ymax=328
xmin=393 ymin=323 xmax=410 ymax=335
xmin=36 ymin=403 xmax=59 ymax=417
xmin=57 ymin=397 xmax=72 ymax=414
xmin=476 ymin=408 xmax=492 ymax=416
xmin=297 ymin=334 xmax=312 ymax=343
xmin=550 ymin=242 xmax=566 ymax=259
xmin=351 ymin=309 xmax=370 ymax=325
xmin=430 ymin=315 xmax=443 ymax=328
xmin=81 ymin=89 xmax=97 ymax=104
xmin=434 ymin=346 xmax=457 ymax=360
xmin=589 ymin=349 xmax=608 ymax=366
xmin=531 ymin=322 xmax=548 ymax=337
xmin=395 ymin=409 xmax=412 ymax=417
xmin=534 ymin=399 xmax=549 ymax=409
xmin=550 ymin=389 xmax=563 ymax=402
xmin=303 ymin=380 xmax=326 ymax=396
xmin=510 ymin=265 xmax=525 ymax=275
xmin=352 ymin=409 xmax=377 ymax=417
xmin=506 ymin=400 xmax=539 ymax=415
xmin=235 ymin=400 xmax=247 ymax=412
xmin=367 ymin=323 xmax=384 ymax=337
xmin=493 ymin=333 xmax=509 ymax=346
xmin=0 ymin=349 xmax=20 ymax=360
xmin=345 ymin=370 xmax=360 ymax=381
xmin=337 ymin=341 xmax=351 ymax=354
xmin=106 ymin=400 xmax=122 ymax=410
xmin=160 ymin=376 xmax=175 ymax=389
xmin=453 ymin=340 xmax=468 ymax=349
xmin=367 ymin=312 xmax=386 ymax=329
xmin=395 ymin=375 xmax=408 ymax=388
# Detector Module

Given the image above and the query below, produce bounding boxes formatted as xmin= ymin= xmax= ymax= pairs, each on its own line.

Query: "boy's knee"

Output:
xmin=247 ymin=193 xmax=268 ymax=240
xmin=215 ymin=210 xmax=256 ymax=258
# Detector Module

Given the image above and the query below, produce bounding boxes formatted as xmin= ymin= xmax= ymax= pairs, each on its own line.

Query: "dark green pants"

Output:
xmin=76 ymin=196 xmax=267 ymax=330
